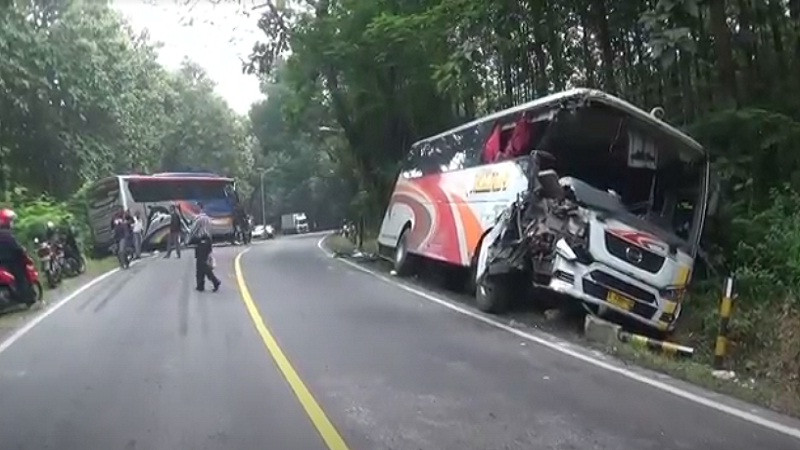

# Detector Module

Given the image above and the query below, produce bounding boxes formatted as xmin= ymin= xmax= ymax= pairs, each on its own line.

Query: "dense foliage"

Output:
xmin=0 ymin=0 xmax=256 ymax=203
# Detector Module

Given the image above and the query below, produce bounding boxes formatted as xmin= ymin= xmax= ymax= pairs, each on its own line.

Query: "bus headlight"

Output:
xmin=555 ymin=238 xmax=577 ymax=261
xmin=660 ymin=287 xmax=686 ymax=302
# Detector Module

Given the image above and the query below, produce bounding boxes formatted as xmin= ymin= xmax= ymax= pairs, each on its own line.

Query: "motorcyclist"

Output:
xmin=233 ymin=203 xmax=248 ymax=241
xmin=62 ymin=224 xmax=82 ymax=262
xmin=45 ymin=221 xmax=59 ymax=245
xmin=112 ymin=216 xmax=131 ymax=262
xmin=0 ymin=209 xmax=32 ymax=298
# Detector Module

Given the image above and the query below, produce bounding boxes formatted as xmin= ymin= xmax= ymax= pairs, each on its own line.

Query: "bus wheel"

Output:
xmin=476 ymin=276 xmax=513 ymax=313
xmin=394 ymin=228 xmax=415 ymax=276
xmin=474 ymin=233 xmax=511 ymax=313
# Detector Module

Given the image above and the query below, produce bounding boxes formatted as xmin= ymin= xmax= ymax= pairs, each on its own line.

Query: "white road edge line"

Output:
xmin=316 ymin=235 xmax=800 ymax=440
xmin=0 ymin=258 xmax=147 ymax=356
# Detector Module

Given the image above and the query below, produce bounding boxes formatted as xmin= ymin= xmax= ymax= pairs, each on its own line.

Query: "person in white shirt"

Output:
xmin=189 ymin=203 xmax=220 ymax=292
xmin=132 ymin=212 xmax=144 ymax=259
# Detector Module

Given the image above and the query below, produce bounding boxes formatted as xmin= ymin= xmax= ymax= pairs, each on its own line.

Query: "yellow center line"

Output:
xmin=234 ymin=251 xmax=350 ymax=450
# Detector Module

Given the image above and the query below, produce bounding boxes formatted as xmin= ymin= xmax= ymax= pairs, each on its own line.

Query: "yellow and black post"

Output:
xmin=714 ymin=276 xmax=735 ymax=370
xmin=618 ymin=330 xmax=694 ymax=358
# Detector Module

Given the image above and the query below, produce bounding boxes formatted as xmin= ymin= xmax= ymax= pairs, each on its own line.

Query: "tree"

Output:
xmin=0 ymin=0 xmax=255 ymax=202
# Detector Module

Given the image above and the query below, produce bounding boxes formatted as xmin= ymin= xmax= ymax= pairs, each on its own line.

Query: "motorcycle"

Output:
xmin=341 ymin=222 xmax=357 ymax=243
xmin=62 ymin=244 xmax=86 ymax=277
xmin=0 ymin=253 xmax=44 ymax=308
xmin=34 ymin=238 xmax=63 ymax=288
xmin=233 ymin=223 xmax=252 ymax=246
xmin=113 ymin=239 xmax=134 ymax=269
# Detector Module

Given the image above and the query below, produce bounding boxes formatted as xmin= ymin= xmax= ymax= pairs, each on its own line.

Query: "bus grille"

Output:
xmin=604 ymin=232 xmax=665 ymax=273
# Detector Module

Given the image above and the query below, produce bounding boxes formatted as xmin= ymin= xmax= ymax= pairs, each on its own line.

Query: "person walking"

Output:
xmin=189 ymin=203 xmax=220 ymax=292
xmin=164 ymin=204 xmax=182 ymax=259
xmin=132 ymin=212 xmax=144 ymax=259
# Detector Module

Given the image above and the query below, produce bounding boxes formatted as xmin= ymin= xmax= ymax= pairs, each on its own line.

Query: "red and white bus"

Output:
xmin=377 ymin=89 xmax=713 ymax=332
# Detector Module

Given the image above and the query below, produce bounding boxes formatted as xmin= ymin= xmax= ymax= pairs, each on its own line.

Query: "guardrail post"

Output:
xmin=713 ymin=276 xmax=736 ymax=370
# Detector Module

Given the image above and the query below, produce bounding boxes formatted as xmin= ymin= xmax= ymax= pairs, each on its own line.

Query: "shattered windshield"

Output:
xmin=537 ymin=105 xmax=706 ymax=246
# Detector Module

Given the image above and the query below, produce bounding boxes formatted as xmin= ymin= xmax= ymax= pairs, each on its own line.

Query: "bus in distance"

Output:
xmin=86 ymin=172 xmax=240 ymax=253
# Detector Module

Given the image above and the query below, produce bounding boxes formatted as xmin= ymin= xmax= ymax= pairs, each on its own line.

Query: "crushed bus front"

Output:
xmin=475 ymin=91 xmax=709 ymax=332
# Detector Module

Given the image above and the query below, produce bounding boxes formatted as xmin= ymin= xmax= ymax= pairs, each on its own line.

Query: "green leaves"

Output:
xmin=0 ymin=1 xmax=253 ymax=201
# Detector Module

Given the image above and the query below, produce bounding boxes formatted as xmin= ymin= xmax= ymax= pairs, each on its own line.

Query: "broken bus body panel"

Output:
xmin=477 ymin=91 xmax=709 ymax=332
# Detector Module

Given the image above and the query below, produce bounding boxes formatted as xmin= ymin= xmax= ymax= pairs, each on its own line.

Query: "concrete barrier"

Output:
xmin=583 ymin=314 xmax=622 ymax=347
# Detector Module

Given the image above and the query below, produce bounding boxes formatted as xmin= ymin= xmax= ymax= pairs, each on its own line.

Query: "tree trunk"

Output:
xmin=579 ymin=10 xmax=597 ymax=88
xmin=708 ymin=0 xmax=738 ymax=107
xmin=736 ymin=0 xmax=760 ymax=102
xmin=767 ymin=0 xmax=786 ymax=83
xmin=592 ymin=0 xmax=617 ymax=93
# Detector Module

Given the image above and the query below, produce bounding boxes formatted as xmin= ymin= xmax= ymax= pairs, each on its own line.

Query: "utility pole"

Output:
xmin=259 ymin=169 xmax=266 ymax=225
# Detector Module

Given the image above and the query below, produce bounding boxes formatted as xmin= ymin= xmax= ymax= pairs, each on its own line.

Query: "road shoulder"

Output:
xmin=0 ymin=256 xmax=127 ymax=346
xmin=318 ymin=233 xmax=800 ymax=439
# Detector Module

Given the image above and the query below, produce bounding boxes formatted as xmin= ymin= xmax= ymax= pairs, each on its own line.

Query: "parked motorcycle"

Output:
xmin=341 ymin=221 xmax=357 ymax=243
xmin=34 ymin=238 xmax=63 ymax=288
xmin=232 ymin=224 xmax=252 ymax=246
xmin=62 ymin=245 xmax=86 ymax=277
xmin=113 ymin=240 xmax=134 ymax=269
xmin=0 ymin=253 xmax=44 ymax=308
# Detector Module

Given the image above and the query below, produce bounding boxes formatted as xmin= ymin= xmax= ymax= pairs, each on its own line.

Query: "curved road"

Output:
xmin=0 ymin=233 xmax=798 ymax=449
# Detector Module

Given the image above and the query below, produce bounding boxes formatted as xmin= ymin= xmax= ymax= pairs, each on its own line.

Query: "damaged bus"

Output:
xmin=378 ymin=89 xmax=713 ymax=332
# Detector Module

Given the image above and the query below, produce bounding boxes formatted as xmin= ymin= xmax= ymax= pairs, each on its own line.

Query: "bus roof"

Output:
xmin=120 ymin=174 xmax=234 ymax=183
xmin=416 ymin=88 xmax=706 ymax=158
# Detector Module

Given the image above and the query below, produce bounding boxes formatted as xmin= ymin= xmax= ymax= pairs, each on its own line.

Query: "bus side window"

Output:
xmin=482 ymin=122 xmax=502 ymax=164
xmin=401 ymin=142 xmax=426 ymax=179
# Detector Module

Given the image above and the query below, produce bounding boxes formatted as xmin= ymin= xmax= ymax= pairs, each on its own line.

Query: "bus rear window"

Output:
xmin=88 ymin=179 xmax=120 ymax=208
xmin=128 ymin=180 xmax=233 ymax=203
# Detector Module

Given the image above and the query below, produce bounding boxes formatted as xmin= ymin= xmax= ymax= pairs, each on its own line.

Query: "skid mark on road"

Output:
xmin=234 ymin=249 xmax=350 ymax=450
xmin=179 ymin=259 xmax=192 ymax=337
xmin=92 ymin=272 xmax=137 ymax=313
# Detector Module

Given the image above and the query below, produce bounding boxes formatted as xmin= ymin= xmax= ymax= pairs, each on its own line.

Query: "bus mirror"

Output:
xmin=707 ymin=173 xmax=721 ymax=217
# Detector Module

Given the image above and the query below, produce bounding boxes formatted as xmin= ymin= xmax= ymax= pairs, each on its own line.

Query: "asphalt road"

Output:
xmin=0 ymin=233 xmax=798 ymax=450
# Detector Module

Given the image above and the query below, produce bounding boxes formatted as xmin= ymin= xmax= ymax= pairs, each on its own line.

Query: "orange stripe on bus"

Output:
xmin=451 ymin=195 xmax=483 ymax=261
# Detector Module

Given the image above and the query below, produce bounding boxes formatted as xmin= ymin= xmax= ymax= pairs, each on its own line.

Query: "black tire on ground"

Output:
xmin=476 ymin=275 xmax=516 ymax=313
xmin=394 ymin=227 xmax=415 ymax=276
xmin=45 ymin=269 xmax=58 ymax=289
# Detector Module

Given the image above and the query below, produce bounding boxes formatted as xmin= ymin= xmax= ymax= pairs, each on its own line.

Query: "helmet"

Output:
xmin=0 ymin=208 xmax=17 ymax=229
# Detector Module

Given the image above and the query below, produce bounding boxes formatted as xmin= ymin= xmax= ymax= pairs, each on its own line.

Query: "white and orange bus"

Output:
xmin=86 ymin=172 xmax=239 ymax=253
xmin=377 ymin=89 xmax=713 ymax=332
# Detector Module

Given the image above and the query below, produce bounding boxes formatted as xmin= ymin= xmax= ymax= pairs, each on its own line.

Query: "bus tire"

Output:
xmin=476 ymin=276 xmax=513 ymax=314
xmin=394 ymin=228 xmax=414 ymax=276
xmin=474 ymin=230 xmax=513 ymax=313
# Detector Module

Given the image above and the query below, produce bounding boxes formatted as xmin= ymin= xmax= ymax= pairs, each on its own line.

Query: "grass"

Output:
xmin=325 ymin=233 xmax=379 ymax=256
xmin=608 ymin=342 xmax=799 ymax=416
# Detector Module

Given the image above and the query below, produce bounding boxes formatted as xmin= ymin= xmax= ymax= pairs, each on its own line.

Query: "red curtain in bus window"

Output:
xmin=482 ymin=122 xmax=502 ymax=163
xmin=504 ymin=114 xmax=536 ymax=159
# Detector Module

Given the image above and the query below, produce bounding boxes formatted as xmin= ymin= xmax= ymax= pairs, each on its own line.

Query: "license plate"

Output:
xmin=607 ymin=291 xmax=634 ymax=310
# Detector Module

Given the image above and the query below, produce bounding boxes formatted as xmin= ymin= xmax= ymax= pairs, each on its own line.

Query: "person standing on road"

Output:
xmin=189 ymin=203 xmax=220 ymax=292
xmin=112 ymin=216 xmax=131 ymax=265
xmin=164 ymin=204 xmax=182 ymax=259
xmin=132 ymin=212 xmax=144 ymax=259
